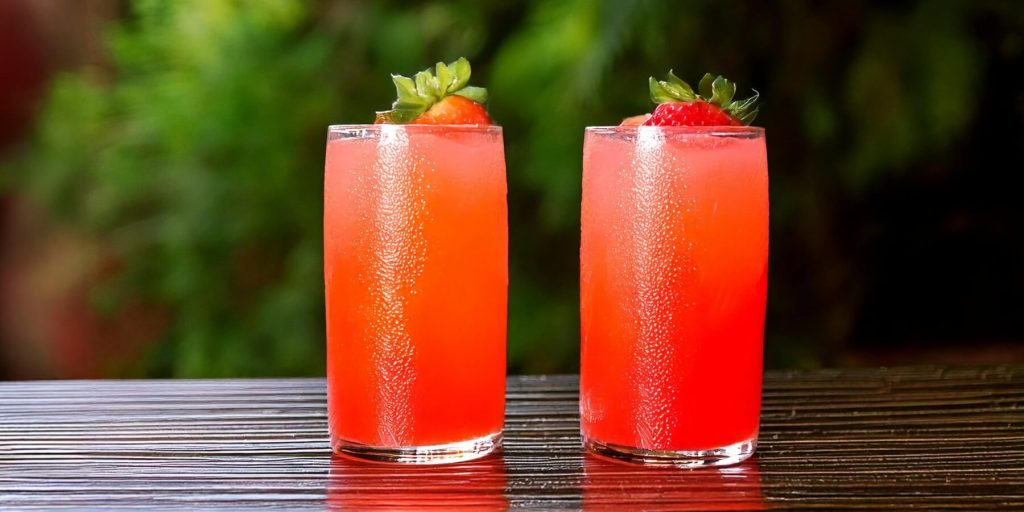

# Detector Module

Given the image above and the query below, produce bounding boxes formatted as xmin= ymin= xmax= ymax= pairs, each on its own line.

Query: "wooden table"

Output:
xmin=1 ymin=366 xmax=1022 ymax=510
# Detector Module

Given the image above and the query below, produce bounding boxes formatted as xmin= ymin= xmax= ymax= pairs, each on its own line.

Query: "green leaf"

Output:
xmin=648 ymin=78 xmax=676 ymax=103
xmin=709 ymin=76 xmax=732 ymax=105
xmin=435 ymin=61 xmax=453 ymax=95
xmin=381 ymin=73 xmax=431 ymax=122
xmin=649 ymin=77 xmax=665 ymax=103
xmin=729 ymin=90 xmax=759 ymax=113
xmin=414 ymin=70 xmax=438 ymax=101
xmin=450 ymin=57 xmax=471 ymax=90
xmin=453 ymin=85 xmax=488 ymax=103
xmin=648 ymin=71 xmax=697 ymax=104
xmin=737 ymin=107 xmax=759 ymax=124
xmin=666 ymin=70 xmax=695 ymax=98
xmin=381 ymin=103 xmax=426 ymax=124
xmin=391 ymin=75 xmax=423 ymax=104
xmin=660 ymin=81 xmax=681 ymax=99
xmin=664 ymin=81 xmax=693 ymax=101
xmin=698 ymin=73 xmax=715 ymax=98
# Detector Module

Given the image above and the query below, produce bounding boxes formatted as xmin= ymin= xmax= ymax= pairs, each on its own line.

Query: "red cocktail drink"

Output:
xmin=580 ymin=125 xmax=768 ymax=467
xmin=324 ymin=124 xmax=507 ymax=463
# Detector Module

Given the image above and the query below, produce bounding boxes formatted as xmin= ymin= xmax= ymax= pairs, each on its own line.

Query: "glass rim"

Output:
xmin=328 ymin=124 xmax=502 ymax=133
xmin=585 ymin=125 xmax=764 ymax=136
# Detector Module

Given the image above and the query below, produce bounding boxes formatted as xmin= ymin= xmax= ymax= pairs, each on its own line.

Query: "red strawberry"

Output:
xmin=412 ymin=95 xmax=492 ymax=125
xmin=640 ymin=71 xmax=758 ymax=127
xmin=645 ymin=101 xmax=740 ymax=127
xmin=619 ymin=114 xmax=651 ymax=126
xmin=375 ymin=57 xmax=492 ymax=125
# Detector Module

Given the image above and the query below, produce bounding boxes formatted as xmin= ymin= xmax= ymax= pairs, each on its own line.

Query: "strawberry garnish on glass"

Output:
xmin=375 ymin=57 xmax=492 ymax=125
xmin=621 ymin=71 xmax=759 ymax=127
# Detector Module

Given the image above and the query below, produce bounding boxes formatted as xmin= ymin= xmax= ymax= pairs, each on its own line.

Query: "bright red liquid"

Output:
xmin=580 ymin=126 xmax=768 ymax=451
xmin=324 ymin=125 xmax=507 ymax=448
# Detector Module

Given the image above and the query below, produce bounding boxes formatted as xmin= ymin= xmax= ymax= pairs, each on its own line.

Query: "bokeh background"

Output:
xmin=2 ymin=0 xmax=1022 ymax=379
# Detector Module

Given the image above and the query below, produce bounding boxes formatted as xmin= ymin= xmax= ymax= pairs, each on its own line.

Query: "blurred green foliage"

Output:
xmin=10 ymin=0 xmax=1024 ymax=376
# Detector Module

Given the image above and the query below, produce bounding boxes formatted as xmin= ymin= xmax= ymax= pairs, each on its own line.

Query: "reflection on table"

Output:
xmin=583 ymin=454 xmax=765 ymax=510
xmin=327 ymin=453 xmax=508 ymax=510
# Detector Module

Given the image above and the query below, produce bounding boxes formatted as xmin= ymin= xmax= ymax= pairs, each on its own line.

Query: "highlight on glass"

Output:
xmin=580 ymin=72 xmax=768 ymax=467
xmin=323 ymin=58 xmax=507 ymax=464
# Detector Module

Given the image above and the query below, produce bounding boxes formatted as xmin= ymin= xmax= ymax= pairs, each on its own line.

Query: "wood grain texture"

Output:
xmin=1 ymin=366 xmax=1022 ymax=510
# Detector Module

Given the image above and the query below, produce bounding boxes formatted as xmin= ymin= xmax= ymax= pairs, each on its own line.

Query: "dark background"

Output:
xmin=2 ymin=0 xmax=1022 ymax=378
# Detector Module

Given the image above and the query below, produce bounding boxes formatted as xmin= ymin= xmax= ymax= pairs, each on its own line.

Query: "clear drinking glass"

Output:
xmin=324 ymin=124 xmax=507 ymax=464
xmin=579 ymin=125 xmax=768 ymax=467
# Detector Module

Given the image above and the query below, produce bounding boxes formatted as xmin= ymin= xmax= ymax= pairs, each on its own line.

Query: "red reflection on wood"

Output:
xmin=583 ymin=454 xmax=765 ymax=510
xmin=327 ymin=454 xmax=508 ymax=510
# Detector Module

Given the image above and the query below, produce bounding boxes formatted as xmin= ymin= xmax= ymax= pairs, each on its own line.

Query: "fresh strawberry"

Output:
xmin=375 ymin=57 xmax=492 ymax=125
xmin=646 ymin=102 xmax=739 ymax=127
xmin=640 ymin=71 xmax=758 ymax=127
xmin=413 ymin=95 xmax=492 ymax=125
xmin=619 ymin=114 xmax=651 ymax=126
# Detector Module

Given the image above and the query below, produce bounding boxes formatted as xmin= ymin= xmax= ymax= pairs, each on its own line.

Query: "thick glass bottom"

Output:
xmin=332 ymin=431 xmax=502 ymax=465
xmin=583 ymin=435 xmax=756 ymax=468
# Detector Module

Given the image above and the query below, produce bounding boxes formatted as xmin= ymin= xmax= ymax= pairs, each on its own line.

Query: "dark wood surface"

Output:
xmin=1 ymin=366 xmax=1022 ymax=510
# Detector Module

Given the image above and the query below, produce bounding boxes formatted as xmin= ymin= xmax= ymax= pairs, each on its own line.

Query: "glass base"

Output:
xmin=332 ymin=431 xmax=502 ymax=465
xmin=583 ymin=435 xmax=756 ymax=468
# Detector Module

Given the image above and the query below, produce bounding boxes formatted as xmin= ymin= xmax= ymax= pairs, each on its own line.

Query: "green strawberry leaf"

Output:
xmin=737 ymin=107 xmax=759 ymax=125
xmin=382 ymin=104 xmax=423 ymax=124
xmin=435 ymin=61 xmax=452 ymax=96
xmin=666 ymin=70 xmax=695 ymax=98
xmin=649 ymin=72 xmax=697 ymax=104
xmin=698 ymin=73 xmax=715 ymax=99
xmin=450 ymin=57 xmax=471 ymax=90
xmin=709 ymin=76 xmax=732 ymax=105
xmin=392 ymin=75 xmax=423 ymax=105
xmin=453 ymin=86 xmax=487 ymax=104
xmin=728 ymin=90 xmax=759 ymax=114
xmin=414 ymin=71 xmax=438 ymax=102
